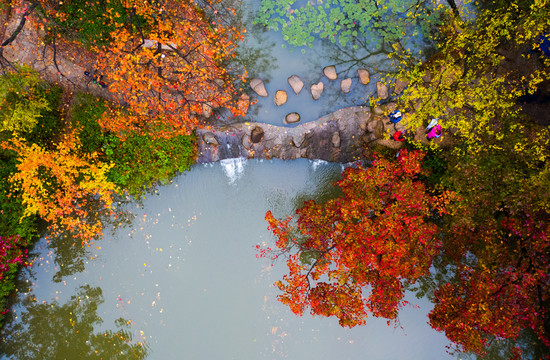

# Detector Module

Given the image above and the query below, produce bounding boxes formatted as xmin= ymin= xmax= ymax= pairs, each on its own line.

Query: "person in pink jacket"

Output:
xmin=427 ymin=124 xmax=442 ymax=140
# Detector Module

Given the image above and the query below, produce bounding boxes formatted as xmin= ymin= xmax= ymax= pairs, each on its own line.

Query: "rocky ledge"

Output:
xmin=197 ymin=106 xmax=389 ymax=163
xmin=197 ymin=101 xmax=451 ymax=164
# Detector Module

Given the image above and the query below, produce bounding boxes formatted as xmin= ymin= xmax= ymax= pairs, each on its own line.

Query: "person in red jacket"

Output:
xmin=393 ymin=131 xmax=405 ymax=141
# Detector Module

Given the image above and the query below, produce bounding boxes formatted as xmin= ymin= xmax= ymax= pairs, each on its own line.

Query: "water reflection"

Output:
xmin=0 ymin=285 xmax=148 ymax=359
xmin=48 ymin=235 xmax=89 ymax=284
xmin=0 ymin=160 xmax=456 ymax=359
xmin=231 ymin=0 xmax=389 ymax=126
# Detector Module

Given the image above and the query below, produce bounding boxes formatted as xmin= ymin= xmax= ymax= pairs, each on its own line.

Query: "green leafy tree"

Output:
xmin=71 ymin=93 xmax=197 ymax=197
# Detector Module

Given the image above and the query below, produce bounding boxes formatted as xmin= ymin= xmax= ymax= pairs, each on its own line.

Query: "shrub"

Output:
xmin=23 ymin=84 xmax=64 ymax=148
xmin=105 ymin=132 xmax=196 ymax=197
xmin=70 ymin=93 xmax=197 ymax=197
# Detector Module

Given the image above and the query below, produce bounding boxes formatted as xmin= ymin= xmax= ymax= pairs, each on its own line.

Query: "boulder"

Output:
xmin=203 ymin=132 xmax=218 ymax=145
xmin=287 ymin=75 xmax=304 ymax=95
xmin=323 ymin=65 xmax=337 ymax=80
xmin=311 ymin=81 xmax=325 ymax=100
xmin=332 ymin=133 xmax=341 ymax=147
xmin=385 ymin=102 xmax=398 ymax=113
xmin=250 ymin=126 xmax=264 ymax=143
xmin=367 ymin=119 xmax=379 ymax=133
xmin=202 ymin=102 xmax=213 ymax=118
xmin=373 ymin=105 xmax=384 ymax=115
xmin=422 ymin=71 xmax=433 ymax=83
xmin=250 ymin=78 xmax=268 ymax=97
xmin=340 ymin=78 xmax=352 ymax=93
xmin=274 ymin=90 xmax=288 ymax=106
xmin=376 ymin=81 xmax=389 ymax=100
xmin=285 ymin=112 xmax=301 ymax=124
xmin=357 ymin=68 xmax=370 ymax=85
xmin=394 ymin=78 xmax=409 ymax=94
xmin=374 ymin=119 xmax=385 ymax=138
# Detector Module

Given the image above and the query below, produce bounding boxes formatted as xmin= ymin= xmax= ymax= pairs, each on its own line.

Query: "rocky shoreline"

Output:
xmin=196 ymin=104 xmax=419 ymax=163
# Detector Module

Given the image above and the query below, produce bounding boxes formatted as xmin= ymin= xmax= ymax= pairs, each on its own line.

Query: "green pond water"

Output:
xmin=1 ymin=159 xmax=457 ymax=359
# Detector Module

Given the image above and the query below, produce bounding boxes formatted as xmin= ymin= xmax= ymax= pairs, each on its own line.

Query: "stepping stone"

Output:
xmin=250 ymin=78 xmax=268 ymax=97
xmin=357 ymin=68 xmax=370 ymax=85
xmin=311 ymin=81 xmax=325 ymax=100
xmin=376 ymin=81 xmax=389 ymax=100
xmin=275 ymin=90 xmax=288 ymax=106
xmin=340 ymin=78 xmax=352 ymax=93
xmin=394 ymin=78 xmax=409 ymax=94
xmin=323 ymin=65 xmax=337 ymax=80
xmin=287 ymin=75 xmax=304 ymax=95
xmin=285 ymin=112 xmax=301 ymax=124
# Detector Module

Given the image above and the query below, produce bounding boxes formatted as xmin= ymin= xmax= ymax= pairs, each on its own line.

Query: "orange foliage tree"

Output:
xmin=94 ymin=0 xmax=248 ymax=137
xmin=2 ymin=135 xmax=117 ymax=243
xmin=263 ymin=150 xmax=455 ymax=327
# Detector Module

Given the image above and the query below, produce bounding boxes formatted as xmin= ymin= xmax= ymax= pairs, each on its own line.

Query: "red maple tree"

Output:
xmin=264 ymin=150 xmax=455 ymax=327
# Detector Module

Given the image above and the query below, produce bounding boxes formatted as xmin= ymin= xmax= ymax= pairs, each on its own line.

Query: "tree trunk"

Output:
xmin=1 ymin=2 xmax=38 ymax=48
xmin=446 ymin=0 xmax=462 ymax=20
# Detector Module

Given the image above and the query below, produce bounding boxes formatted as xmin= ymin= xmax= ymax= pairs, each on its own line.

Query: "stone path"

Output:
xmin=247 ymin=66 xmax=395 ymax=125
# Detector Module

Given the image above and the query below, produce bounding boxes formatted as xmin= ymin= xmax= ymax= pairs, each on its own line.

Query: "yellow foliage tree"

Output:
xmin=2 ymin=135 xmax=117 ymax=243
xmin=393 ymin=1 xmax=550 ymax=152
xmin=0 ymin=66 xmax=49 ymax=133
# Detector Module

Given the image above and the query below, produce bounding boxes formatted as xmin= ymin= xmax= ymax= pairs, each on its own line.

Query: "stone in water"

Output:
xmin=287 ymin=75 xmax=304 ymax=95
xmin=275 ymin=90 xmax=288 ymax=106
xmin=311 ymin=81 xmax=325 ymax=100
xmin=250 ymin=78 xmax=268 ymax=97
xmin=357 ymin=68 xmax=370 ymax=85
xmin=340 ymin=78 xmax=352 ymax=93
xmin=323 ymin=65 xmax=337 ymax=80
xmin=285 ymin=112 xmax=301 ymax=124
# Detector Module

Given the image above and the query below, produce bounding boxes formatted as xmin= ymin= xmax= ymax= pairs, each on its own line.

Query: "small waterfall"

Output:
xmin=220 ymin=157 xmax=247 ymax=184
xmin=216 ymin=132 xmax=244 ymax=160
xmin=310 ymin=159 xmax=328 ymax=171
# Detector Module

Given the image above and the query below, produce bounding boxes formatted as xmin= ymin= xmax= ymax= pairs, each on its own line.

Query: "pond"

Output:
xmin=0 ymin=159 xmax=456 ymax=359
xmin=231 ymin=0 xmax=400 ymax=126
xmin=1 ymin=0 xmax=470 ymax=358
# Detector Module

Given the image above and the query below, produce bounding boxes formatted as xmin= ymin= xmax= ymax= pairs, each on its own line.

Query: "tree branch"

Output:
xmin=1 ymin=2 xmax=38 ymax=48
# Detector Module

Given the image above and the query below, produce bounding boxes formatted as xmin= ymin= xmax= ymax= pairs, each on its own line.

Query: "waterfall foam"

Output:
xmin=220 ymin=157 xmax=247 ymax=184
xmin=310 ymin=159 xmax=328 ymax=171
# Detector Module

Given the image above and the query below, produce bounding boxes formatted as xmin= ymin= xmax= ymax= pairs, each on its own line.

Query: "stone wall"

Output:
xmin=197 ymin=106 xmax=382 ymax=163
xmin=196 ymin=101 xmax=452 ymax=164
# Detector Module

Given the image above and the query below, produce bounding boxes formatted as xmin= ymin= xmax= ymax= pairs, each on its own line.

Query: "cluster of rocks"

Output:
xmin=197 ymin=103 xmax=425 ymax=164
xmin=248 ymin=65 xmax=394 ymax=124
xmin=196 ymin=67 xmax=423 ymax=163
xmin=197 ymin=106 xmax=369 ymax=163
